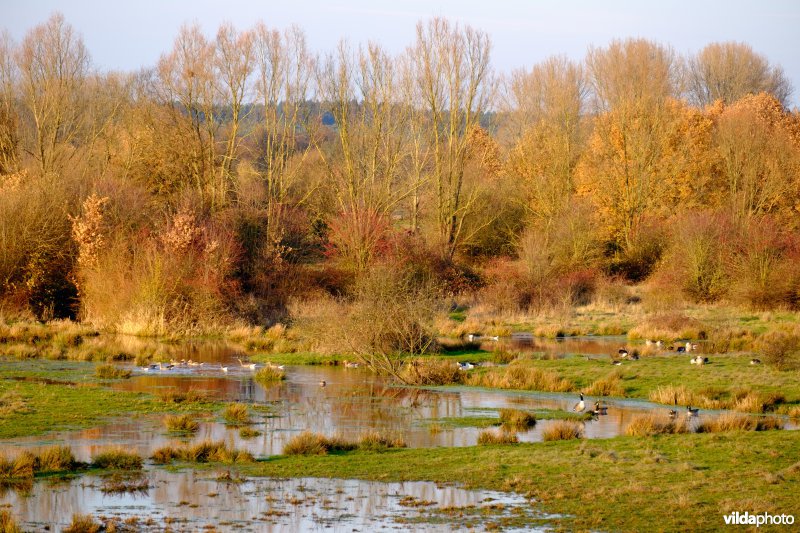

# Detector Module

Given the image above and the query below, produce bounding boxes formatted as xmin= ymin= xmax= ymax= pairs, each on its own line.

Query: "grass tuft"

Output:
xmin=0 ymin=510 xmax=22 ymax=533
xmin=222 ymin=403 xmax=251 ymax=425
xmin=542 ymin=420 xmax=584 ymax=441
xmin=91 ymin=448 xmax=143 ymax=470
xmin=625 ymin=414 xmax=689 ymax=436
xmin=151 ymin=441 xmax=254 ymax=464
xmin=94 ymin=364 xmax=132 ymax=379
xmin=63 ymin=513 xmax=101 ymax=533
xmin=164 ymin=414 xmax=199 ymax=433
xmin=254 ymin=366 xmax=286 ymax=384
xmin=477 ymin=429 xmax=519 ymax=445
xmin=357 ymin=430 xmax=407 ymax=451
xmin=282 ymin=431 xmax=358 ymax=456
xmin=498 ymin=408 xmax=536 ymax=429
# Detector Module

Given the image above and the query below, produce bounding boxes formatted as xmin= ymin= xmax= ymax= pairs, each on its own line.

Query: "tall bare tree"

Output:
xmin=215 ymin=23 xmax=254 ymax=202
xmin=0 ymin=30 xmax=19 ymax=175
xmin=157 ymin=23 xmax=218 ymax=204
xmin=253 ymin=23 xmax=316 ymax=241
xmin=16 ymin=13 xmax=90 ymax=177
xmin=411 ymin=17 xmax=493 ymax=258
xmin=687 ymin=42 xmax=793 ymax=107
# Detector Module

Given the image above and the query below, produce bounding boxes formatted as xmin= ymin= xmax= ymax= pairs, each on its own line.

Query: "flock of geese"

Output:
xmin=141 ymin=358 xmax=285 ymax=373
xmin=572 ymin=392 xmax=701 ymax=419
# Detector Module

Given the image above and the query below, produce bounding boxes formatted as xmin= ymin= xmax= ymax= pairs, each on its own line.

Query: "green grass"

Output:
xmin=0 ymin=360 xmax=219 ymax=439
xmin=245 ymin=431 xmax=800 ymax=532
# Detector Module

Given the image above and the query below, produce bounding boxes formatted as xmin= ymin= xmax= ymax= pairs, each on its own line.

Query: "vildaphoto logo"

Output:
xmin=723 ymin=512 xmax=795 ymax=527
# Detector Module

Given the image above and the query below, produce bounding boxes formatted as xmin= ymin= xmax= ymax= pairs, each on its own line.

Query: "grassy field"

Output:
xmin=0 ymin=360 xmax=218 ymax=439
xmin=247 ymin=431 xmax=800 ymax=532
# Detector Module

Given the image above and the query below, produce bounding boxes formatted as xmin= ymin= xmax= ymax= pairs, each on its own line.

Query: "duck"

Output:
xmin=686 ymin=406 xmax=699 ymax=417
xmin=573 ymin=393 xmax=585 ymax=413
xmin=750 ymin=358 xmax=761 ymax=365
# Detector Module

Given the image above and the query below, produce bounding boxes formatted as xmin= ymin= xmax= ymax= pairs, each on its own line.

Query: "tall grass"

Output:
xmin=63 ymin=514 xmax=101 ymax=533
xmin=625 ymin=414 xmax=689 ymax=436
xmin=94 ymin=364 xmax=131 ymax=379
xmin=283 ymin=431 xmax=357 ymax=456
xmin=254 ymin=365 xmax=286 ymax=384
xmin=163 ymin=414 xmax=199 ymax=433
xmin=91 ymin=448 xmax=143 ymax=470
xmin=696 ymin=413 xmax=784 ymax=433
xmin=585 ymin=371 xmax=625 ymax=396
xmin=222 ymin=403 xmax=250 ymax=425
xmin=0 ymin=510 xmax=22 ymax=533
xmin=649 ymin=384 xmax=786 ymax=413
xmin=499 ymin=408 xmax=536 ymax=429
xmin=400 ymin=359 xmax=464 ymax=386
xmin=151 ymin=441 xmax=254 ymax=464
xmin=466 ymin=362 xmax=573 ymax=392
xmin=542 ymin=420 xmax=584 ymax=441
xmin=0 ymin=446 xmax=77 ymax=479
xmin=477 ymin=429 xmax=519 ymax=445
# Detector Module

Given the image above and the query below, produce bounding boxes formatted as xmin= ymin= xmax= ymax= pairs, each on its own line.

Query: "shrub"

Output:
xmin=239 ymin=427 xmax=262 ymax=438
xmin=542 ymin=420 xmax=584 ymax=441
xmin=498 ymin=408 xmax=536 ymax=429
xmin=696 ymin=413 xmax=784 ymax=433
xmin=164 ymin=414 xmax=199 ymax=433
xmin=223 ymin=403 xmax=250 ymax=425
xmin=94 ymin=364 xmax=131 ymax=379
xmin=91 ymin=449 xmax=143 ymax=470
xmin=477 ymin=429 xmax=519 ymax=445
xmin=756 ymin=332 xmax=800 ymax=370
xmin=625 ymin=414 xmax=689 ymax=436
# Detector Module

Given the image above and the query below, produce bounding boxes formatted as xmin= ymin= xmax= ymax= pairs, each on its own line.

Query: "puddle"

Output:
xmin=2 ymin=472 xmax=542 ymax=532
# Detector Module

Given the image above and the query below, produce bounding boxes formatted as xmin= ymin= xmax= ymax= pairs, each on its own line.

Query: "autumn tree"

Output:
xmin=712 ymin=93 xmax=800 ymax=225
xmin=505 ymin=56 xmax=585 ymax=224
xmin=687 ymin=42 xmax=793 ymax=107
xmin=0 ymin=31 xmax=19 ymax=175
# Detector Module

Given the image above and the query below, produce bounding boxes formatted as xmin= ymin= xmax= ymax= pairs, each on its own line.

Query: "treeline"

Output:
xmin=1 ymin=14 xmax=799 ymax=331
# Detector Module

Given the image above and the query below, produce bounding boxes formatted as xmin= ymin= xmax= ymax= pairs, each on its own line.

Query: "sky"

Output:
xmin=3 ymin=0 xmax=800 ymax=107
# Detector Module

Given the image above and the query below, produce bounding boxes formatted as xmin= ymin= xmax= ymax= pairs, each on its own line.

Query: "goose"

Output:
xmin=618 ymin=348 xmax=629 ymax=358
xmin=668 ymin=409 xmax=678 ymax=419
xmin=161 ymin=362 xmax=174 ymax=370
xmin=750 ymin=358 xmax=761 ymax=365
xmin=467 ymin=334 xmax=478 ymax=342
xmin=319 ymin=380 xmax=327 ymax=387
xmin=236 ymin=357 xmax=262 ymax=371
xmin=220 ymin=365 xmax=229 ymax=373
xmin=343 ymin=360 xmax=360 ymax=369
xmin=676 ymin=346 xmax=687 ymax=353
xmin=645 ymin=339 xmax=653 ymax=346
xmin=486 ymin=336 xmax=500 ymax=341
xmin=144 ymin=363 xmax=160 ymax=372
xmin=266 ymin=362 xmax=285 ymax=370
xmin=593 ymin=400 xmax=608 ymax=415
xmin=655 ymin=340 xmax=664 ymax=348
xmin=611 ymin=360 xmax=622 ymax=366
xmin=685 ymin=342 xmax=693 ymax=352
xmin=573 ymin=393 xmax=585 ymax=413
xmin=187 ymin=360 xmax=204 ymax=367
xmin=686 ymin=406 xmax=699 ymax=417
xmin=629 ymin=352 xmax=640 ymax=361
xmin=457 ymin=362 xmax=475 ymax=371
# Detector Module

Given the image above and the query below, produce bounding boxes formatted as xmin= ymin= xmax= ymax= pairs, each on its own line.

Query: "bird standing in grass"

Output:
xmin=573 ymin=393 xmax=585 ymax=412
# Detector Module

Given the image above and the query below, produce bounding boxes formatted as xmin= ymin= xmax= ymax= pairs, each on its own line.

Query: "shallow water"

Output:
xmin=3 ymin=472 xmax=542 ymax=532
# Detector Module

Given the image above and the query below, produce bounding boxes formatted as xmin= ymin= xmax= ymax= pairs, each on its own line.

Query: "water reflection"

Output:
xmin=4 ymin=473 xmax=539 ymax=532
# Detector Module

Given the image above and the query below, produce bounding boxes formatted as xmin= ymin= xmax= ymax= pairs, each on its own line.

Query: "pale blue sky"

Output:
xmin=3 ymin=1 xmax=799 ymax=106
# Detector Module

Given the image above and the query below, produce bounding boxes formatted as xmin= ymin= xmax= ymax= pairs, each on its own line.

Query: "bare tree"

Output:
xmin=0 ymin=31 xmax=19 ymax=175
xmin=585 ymin=38 xmax=679 ymax=112
xmin=215 ymin=23 xmax=254 ymax=201
xmin=411 ymin=18 xmax=493 ymax=258
xmin=16 ymin=13 xmax=90 ymax=176
xmin=253 ymin=23 xmax=317 ymax=241
xmin=687 ymin=42 xmax=793 ymax=107
xmin=156 ymin=23 xmax=218 ymax=204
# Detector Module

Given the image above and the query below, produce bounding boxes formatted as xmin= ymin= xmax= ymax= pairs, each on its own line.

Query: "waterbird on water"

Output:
xmin=319 ymin=380 xmax=327 ymax=387
xmin=686 ymin=406 xmax=699 ymax=417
